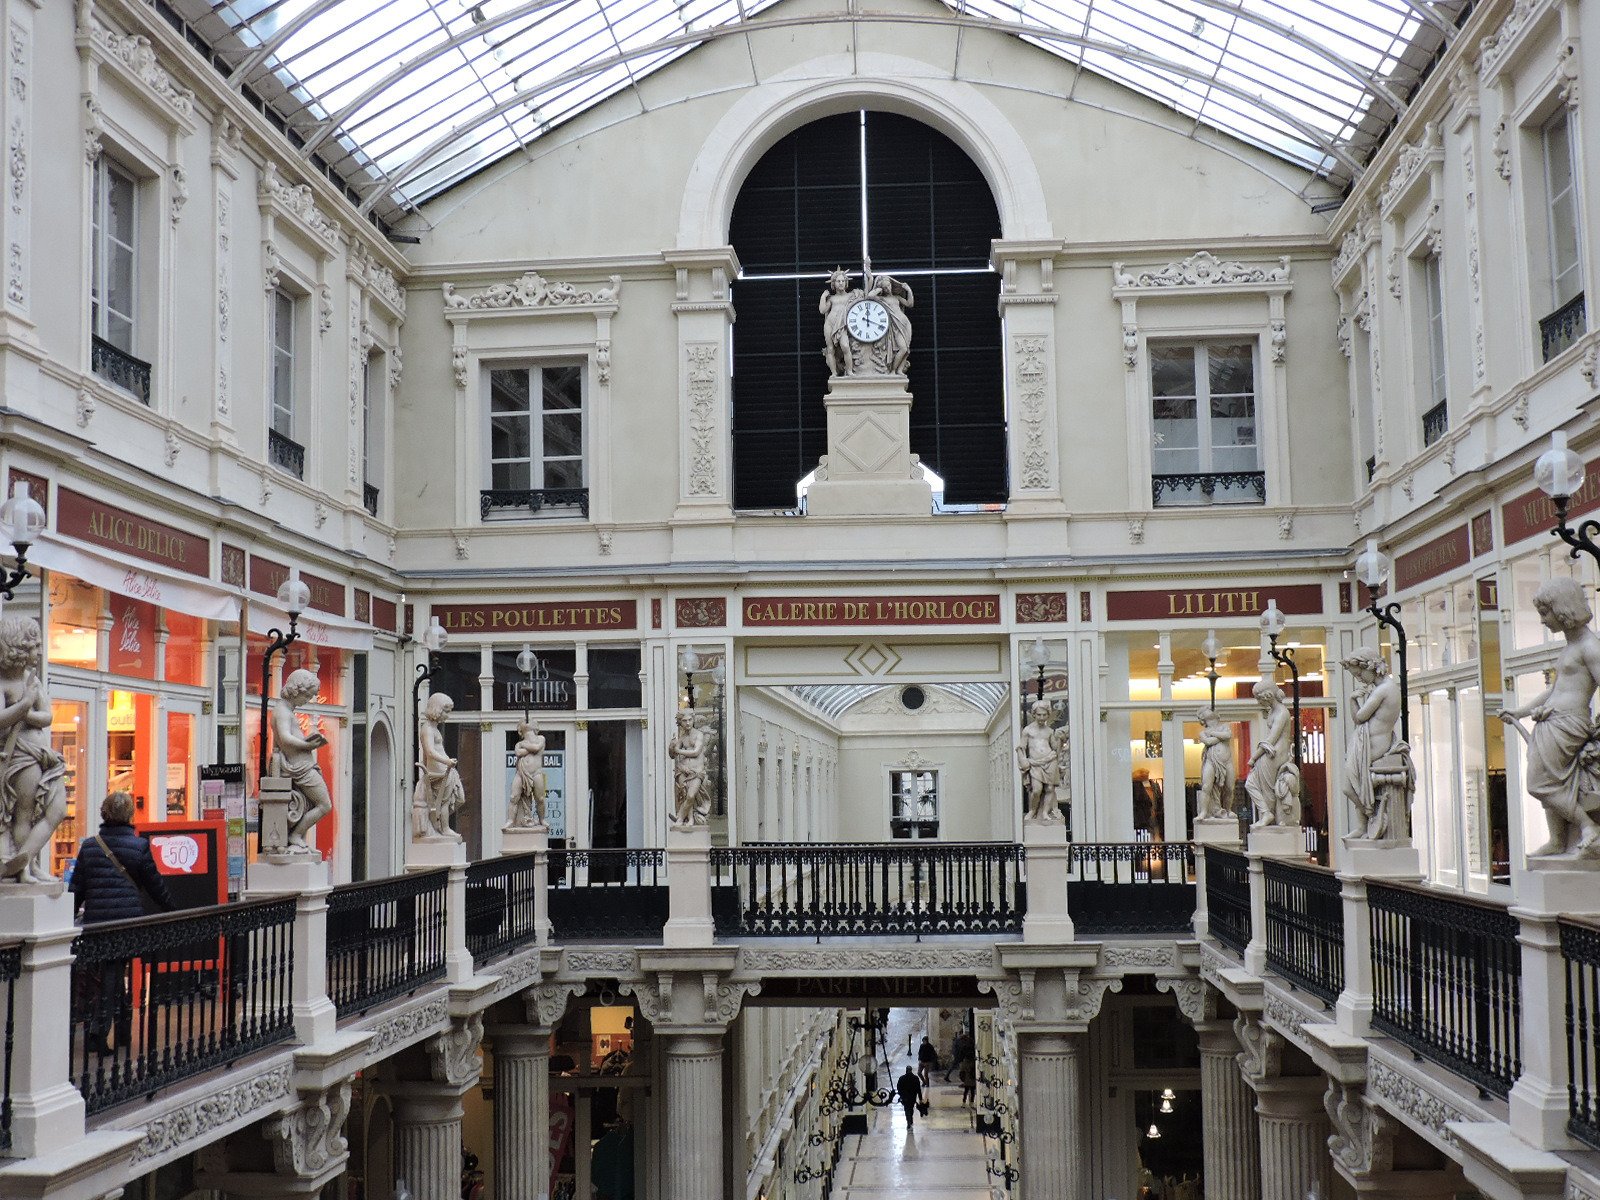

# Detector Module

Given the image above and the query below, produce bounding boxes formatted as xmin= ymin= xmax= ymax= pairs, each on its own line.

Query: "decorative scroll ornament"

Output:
xmin=76 ymin=388 xmax=96 ymax=428
xmin=318 ymin=285 xmax=333 ymax=334
xmin=595 ymin=339 xmax=611 ymax=385
xmin=1479 ymin=0 xmax=1544 ymax=81
xmin=442 ymin=273 xmax=620 ymax=310
xmin=1155 ymin=976 xmax=1211 ymax=1022
xmin=1557 ymin=41 xmax=1580 ymax=109
xmin=86 ymin=19 xmax=196 ymax=121
xmin=367 ymin=998 xmax=448 ymax=1054
xmin=524 ymin=979 xmax=587 ymax=1029
xmin=428 ymin=1013 xmax=485 ymax=1087
xmin=1492 ymin=119 xmax=1512 ymax=181
xmin=1378 ymin=122 xmax=1440 ymax=211
xmin=1270 ymin=318 xmax=1287 ymax=363
xmin=1063 ymin=976 xmax=1123 ymax=1022
xmin=1128 ymin=517 xmax=1145 ymax=545
xmin=352 ymin=242 xmax=407 ymax=315
xmin=164 ymin=429 xmax=180 ymax=468
xmin=83 ymin=95 xmax=104 ymax=164
xmin=1336 ymin=314 xmax=1353 ymax=358
xmin=1386 ymin=249 xmax=1402 ymax=300
xmin=390 ymin=344 xmax=404 ymax=393
xmin=263 ymin=242 xmax=281 ymax=293
xmin=704 ymin=975 xmax=762 ymax=1024
xmin=740 ymin=946 xmax=996 ymax=973
xmin=1015 ymin=591 xmax=1069 ymax=624
xmin=452 ymin=344 xmax=468 ymax=389
xmin=564 ymin=948 xmax=636 ymax=974
xmin=1582 ymin=343 xmax=1598 ymax=389
xmin=1101 ymin=945 xmax=1175 ymax=969
xmin=1366 ymin=1060 xmax=1467 ymax=1148
xmin=266 ymin=1080 xmax=353 ymax=1178
xmin=619 ymin=975 xmax=671 ymax=1024
xmin=258 ymin=162 xmax=338 ymax=245
xmin=1325 ymin=1081 xmax=1395 ymax=1178
xmin=1233 ymin=1013 xmax=1281 ymax=1082
xmin=1113 ymin=251 xmax=1291 ymax=290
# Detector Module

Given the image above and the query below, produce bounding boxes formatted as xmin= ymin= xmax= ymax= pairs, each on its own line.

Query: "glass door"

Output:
xmin=164 ymin=701 xmax=204 ymax=821
xmin=49 ymin=687 xmax=96 ymax=880
xmin=107 ymin=688 xmax=158 ymax=822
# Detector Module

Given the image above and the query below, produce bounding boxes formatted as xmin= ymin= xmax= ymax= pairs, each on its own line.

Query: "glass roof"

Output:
xmin=786 ymin=683 xmax=1010 ymax=721
xmin=170 ymin=0 xmax=1463 ymax=225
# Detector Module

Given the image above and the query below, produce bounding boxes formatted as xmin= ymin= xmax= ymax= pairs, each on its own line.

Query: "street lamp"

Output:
xmin=257 ymin=568 xmax=312 ymax=784
xmin=515 ymin=643 xmax=538 ymax=720
xmin=680 ymin=644 xmax=702 ymax=708
xmin=1201 ymin=629 xmax=1222 ymax=707
xmin=1354 ymin=538 xmax=1409 ymax=743
xmin=1535 ymin=430 xmax=1599 ymax=566
xmin=0 ymin=481 xmax=46 ymax=601
xmin=1260 ymin=599 xmax=1301 ymax=770
xmin=412 ymin=616 xmax=448 ymax=782
xmin=1023 ymin=636 xmax=1049 ymax=702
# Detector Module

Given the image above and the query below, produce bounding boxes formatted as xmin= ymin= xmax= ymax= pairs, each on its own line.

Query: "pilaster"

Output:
xmin=665 ymin=247 xmax=737 ymax=558
xmin=993 ymin=240 xmax=1065 ymax=516
xmin=1196 ymin=1020 xmax=1262 ymax=1200
xmin=0 ymin=886 xmax=86 ymax=1159
xmin=245 ymin=854 xmax=337 ymax=1045
xmin=1335 ymin=846 xmax=1421 ymax=1039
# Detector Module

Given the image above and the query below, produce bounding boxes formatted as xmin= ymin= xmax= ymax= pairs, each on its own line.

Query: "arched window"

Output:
xmin=729 ymin=111 xmax=1005 ymax=510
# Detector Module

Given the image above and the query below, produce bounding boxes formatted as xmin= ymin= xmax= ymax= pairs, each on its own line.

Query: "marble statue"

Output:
xmin=413 ymin=693 xmax=466 ymax=840
xmin=267 ymin=667 xmax=333 ymax=853
xmin=1500 ymin=577 xmax=1600 ymax=857
xmin=1245 ymin=681 xmax=1300 ymax=828
xmin=1016 ymin=700 xmax=1066 ymax=822
xmin=1195 ymin=706 xmax=1235 ymax=821
xmin=668 ymin=711 xmax=709 ymax=827
xmin=507 ymin=717 xmax=548 ymax=831
xmin=1340 ymin=647 xmax=1414 ymax=842
xmin=819 ymin=264 xmax=914 ymax=377
xmin=0 ymin=615 xmax=67 ymax=883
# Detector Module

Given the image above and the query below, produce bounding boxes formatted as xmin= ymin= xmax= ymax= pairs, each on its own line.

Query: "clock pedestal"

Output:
xmin=806 ymin=374 xmax=933 ymax=517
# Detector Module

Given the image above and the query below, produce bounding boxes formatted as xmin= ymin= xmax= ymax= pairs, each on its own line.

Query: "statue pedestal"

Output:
xmin=1193 ymin=817 xmax=1242 ymax=846
xmin=1247 ymin=824 xmax=1304 ymax=857
xmin=1338 ymin=838 xmax=1419 ymax=877
xmin=663 ymin=824 xmax=715 ymax=948
xmin=805 ymin=375 xmax=933 ymax=517
xmin=501 ymin=825 xmax=550 ymax=856
xmin=1020 ymin=817 xmax=1074 ymax=944
xmin=408 ymin=836 xmax=467 ymax=870
xmin=1518 ymin=854 xmax=1600 ymax=913
xmin=258 ymin=777 xmax=294 ymax=854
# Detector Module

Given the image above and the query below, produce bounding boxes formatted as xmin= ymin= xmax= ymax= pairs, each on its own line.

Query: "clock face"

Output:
xmin=847 ymin=298 xmax=891 ymax=343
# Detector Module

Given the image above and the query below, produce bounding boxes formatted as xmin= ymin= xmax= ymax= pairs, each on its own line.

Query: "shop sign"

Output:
xmin=433 ymin=600 xmax=637 ymax=633
xmin=505 ymin=744 xmax=566 ymax=837
xmin=108 ymin=594 xmax=157 ymax=679
xmin=248 ymin=557 xmax=346 ymax=616
xmin=1393 ymin=525 xmax=1471 ymax=593
xmin=1502 ymin=457 xmax=1600 ymax=545
xmin=57 ymin=488 xmax=208 ymax=577
xmin=492 ymin=649 xmax=577 ymax=711
xmin=759 ymin=975 xmax=984 ymax=1000
xmin=1105 ymin=584 xmax=1322 ymax=621
xmin=741 ymin=594 xmax=1001 ymax=626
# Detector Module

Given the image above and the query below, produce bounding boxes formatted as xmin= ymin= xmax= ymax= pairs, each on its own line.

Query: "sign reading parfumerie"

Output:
xmin=433 ymin=600 xmax=638 ymax=632
xmin=742 ymin=594 xmax=1001 ymax=626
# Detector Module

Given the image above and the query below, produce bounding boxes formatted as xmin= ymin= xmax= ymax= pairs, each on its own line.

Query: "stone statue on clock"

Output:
xmin=820 ymin=262 xmax=914 ymax=377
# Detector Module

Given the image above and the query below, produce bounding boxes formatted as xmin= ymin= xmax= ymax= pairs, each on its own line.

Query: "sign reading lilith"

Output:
xmin=820 ymin=262 xmax=914 ymax=377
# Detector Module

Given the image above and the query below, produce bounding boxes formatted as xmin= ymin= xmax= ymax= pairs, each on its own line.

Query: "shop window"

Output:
xmin=890 ymin=769 xmax=938 ymax=838
xmin=47 ymin=575 xmax=101 ymax=668
xmin=491 ymin=647 xmax=576 ymax=712
xmin=247 ymin=636 xmax=344 ymax=706
xmin=588 ymin=646 xmax=642 ymax=709
xmin=166 ymin=710 xmax=195 ymax=819
xmin=485 ymin=364 xmax=586 ymax=518
xmin=1539 ymin=108 xmax=1586 ymax=361
xmin=163 ymin=611 xmax=207 ymax=686
xmin=89 ymin=154 xmax=150 ymax=404
xmin=1149 ymin=342 xmax=1263 ymax=507
xmin=1509 ymin=543 xmax=1595 ymax=648
xmin=108 ymin=688 xmax=157 ymax=819
xmin=427 ymin=649 xmax=485 ymax=712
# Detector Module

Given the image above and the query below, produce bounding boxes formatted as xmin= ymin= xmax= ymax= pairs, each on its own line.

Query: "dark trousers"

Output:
xmin=900 ymin=1097 xmax=916 ymax=1125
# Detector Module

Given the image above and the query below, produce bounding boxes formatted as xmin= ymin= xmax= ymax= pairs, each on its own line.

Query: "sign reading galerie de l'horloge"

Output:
xmin=741 ymin=594 xmax=1002 ymax=626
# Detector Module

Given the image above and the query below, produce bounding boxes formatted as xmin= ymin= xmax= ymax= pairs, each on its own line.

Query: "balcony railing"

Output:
xmin=1561 ymin=918 xmax=1600 ymax=1150
xmin=548 ymin=847 xmax=666 ymax=941
xmin=1541 ymin=292 xmax=1587 ymax=363
xmin=1422 ymin=400 xmax=1449 ymax=447
xmin=1263 ymin=859 xmax=1344 ymax=1006
xmin=268 ymin=428 xmax=306 ymax=479
xmin=466 ymin=852 xmax=543 ymax=962
xmin=91 ymin=335 xmax=152 ymax=405
xmin=1204 ymin=847 xmax=1251 ymax=955
xmin=1369 ymin=882 xmax=1522 ymax=1098
xmin=1067 ymin=842 xmax=1195 ymax=934
xmin=363 ymin=482 xmax=379 ymax=517
xmin=711 ymin=842 xmax=1025 ymax=938
xmin=1151 ymin=471 xmax=1266 ymax=507
xmin=1 ymin=942 xmax=18 ymax=1154
xmin=327 ymin=870 xmax=448 ymax=1019
xmin=480 ymin=488 xmax=590 ymax=520
xmin=68 ymin=897 xmax=297 ymax=1116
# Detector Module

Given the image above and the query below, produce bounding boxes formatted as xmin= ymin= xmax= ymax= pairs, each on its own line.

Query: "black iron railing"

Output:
xmin=1540 ymin=292 xmax=1587 ymax=362
xmin=91 ymin=335 xmax=152 ymax=405
xmin=363 ymin=482 xmax=379 ymax=517
xmin=0 ymin=943 xmax=19 ymax=1154
xmin=1369 ymin=882 xmax=1522 ymax=1097
xmin=327 ymin=870 xmax=448 ymax=1018
xmin=480 ymin=488 xmax=590 ymax=520
xmin=68 ymin=898 xmax=296 ymax=1116
xmin=1561 ymin=918 xmax=1600 ymax=1150
xmin=1151 ymin=471 xmax=1266 ymax=507
xmin=1422 ymin=400 xmax=1449 ymax=447
xmin=548 ymin=848 xmax=666 ymax=941
xmin=268 ymin=428 xmax=306 ymax=478
xmin=1204 ymin=847 xmax=1251 ymax=955
xmin=1068 ymin=842 xmax=1195 ymax=934
xmin=1263 ymin=859 xmax=1344 ymax=1006
xmin=710 ymin=842 xmax=1025 ymax=938
xmin=466 ymin=853 xmax=543 ymax=962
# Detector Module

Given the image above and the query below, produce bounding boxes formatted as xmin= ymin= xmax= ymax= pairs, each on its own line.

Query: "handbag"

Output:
xmin=918 ymin=1099 xmax=930 ymax=1116
xmin=95 ymin=835 xmax=164 ymax=915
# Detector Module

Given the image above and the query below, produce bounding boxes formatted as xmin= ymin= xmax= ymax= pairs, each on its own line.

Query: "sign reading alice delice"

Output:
xmin=741 ymin=594 xmax=1002 ymax=626
xmin=56 ymin=487 xmax=210 ymax=577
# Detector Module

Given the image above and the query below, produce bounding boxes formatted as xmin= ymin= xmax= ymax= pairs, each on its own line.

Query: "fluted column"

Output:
xmin=491 ymin=1025 xmax=552 ymax=1200
xmin=1018 ymin=1030 xmax=1083 ymax=1200
xmin=391 ymin=1084 xmax=466 ymax=1200
xmin=1254 ymin=1078 xmax=1331 ymax=1200
xmin=1197 ymin=1021 xmax=1261 ymax=1200
xmin=661 ymin=1030 xmax=725 ymax=1200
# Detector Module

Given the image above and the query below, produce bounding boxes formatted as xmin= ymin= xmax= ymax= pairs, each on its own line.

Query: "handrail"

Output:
xmin=1263 ymin=858 xmax=1344 ymax=1005
xmin=1204 ymin=847 xmax=1252 ymax=956
xmin=327 ymin=869 xmax=448 ymax=1019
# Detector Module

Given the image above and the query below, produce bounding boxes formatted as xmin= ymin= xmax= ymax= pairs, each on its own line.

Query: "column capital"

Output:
xmin=521 ymin=977 xmax=585 ymax=1029
xmin=1252 ymin=1073 xmax=1326 ymax=1118
xmin=1324 ymin=1080 xmax=1396 ymax=1181
xmin=984 ymin=957 xmax=1118 ymax=1030
xmin=426 ymin=1013 xmax=484 ymax=1090
xmin=487 ymin=1022 xmax=555 ymax=1056
xmin=1234 ymin=1013 xmax=1284 ymax=1086
xmin=621 ymin=960 xmax=758 ymax=1033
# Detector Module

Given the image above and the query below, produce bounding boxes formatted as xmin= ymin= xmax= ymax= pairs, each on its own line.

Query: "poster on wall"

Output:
xmin=504 ymin=739 xmax=566 ymax=838
xmin=200 ymin=763 xmax=248 ymax=896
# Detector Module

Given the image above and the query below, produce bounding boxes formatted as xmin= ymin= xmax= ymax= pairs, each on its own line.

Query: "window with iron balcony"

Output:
xmin=483 ymin=364 xmax=588 ymax=519
xmin=1150 ymin=342 xmax=1264 ymax=507
xmin=89 ymin=155 xmax=151 ymax=405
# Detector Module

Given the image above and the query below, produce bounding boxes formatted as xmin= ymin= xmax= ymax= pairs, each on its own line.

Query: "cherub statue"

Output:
xmin=413 ymin=693 xmax=465 ymax=840
xmin=267 ymin=667 xmax=332 ymax=853
xmin=507 ymin=717 xmax=548 ymax=831
xmin=0 ymin=615 xmax=68 ymax=882
xmin=1016 ymin=699 xmax=1066 ymax=822
xmin=1195 ymin=706 xmax=1235 ymax=821
xmin=668 ymin=711 xmax=709 ymax=827
xmin=820 ymin=268 xmax=863 ymax=377
xmin=1340 ymin=647 xmax=1413 ymax=842
xmin=1245 ymin=681 xmax=1299 ymax=828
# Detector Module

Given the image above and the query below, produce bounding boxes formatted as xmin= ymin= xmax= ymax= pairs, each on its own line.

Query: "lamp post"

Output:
xmin=1259 ymin=599 xmax=1302 ymax=770
xmin=1201 ymin=629 xmax=1221 ymax=708
xmin=680 ymin=644 xmax=701 ymax=707
xmin=1023 ymin=636 xmax=1048 ymax=703
xmin=412 ymin=616 xmax=448 ymax=782
xmin=0 ymin=482 xmax=45 ymax=601
xmin=515 ymin=642 xmax=538 ymax=721
xmin=1535 ymin=430 xmax=1600 ymax=566
xmin=1355 ymin=538 xmax=1409 ymax=744
xmin=257 ymin=568 xmax=312 ymax=784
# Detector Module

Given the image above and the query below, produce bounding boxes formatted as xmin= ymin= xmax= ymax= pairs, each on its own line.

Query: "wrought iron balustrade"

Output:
xmin=68 ymin=897 xmax=296 ymax=1116
xmin=327 ymin=869 xmax=448 ymax=1018
xmin=1263 ymin=859 xmax=1344 ymax=1005
xmin=91 ymin=335 xmax=152 ymax=405
xmin=710 ymin=842 xmax=1025 ymax=938
xmin=1151 ymin=471 xmax=1265 ymax=507
xmin=268 ymin=428 xmax=306 ymax=479
xmin=1369 ymin=882 xmax=1521 ymax=1097
xmin=1204 ymin=847 xmax=1251 ymax=955
xmin=363 ymin=482 xmax=379 ymax=516
xmin=548 ymin=847 xmax=665 ymax=941
xmin=1067 ymin=842 xmax=1195 ymax=934
xmin=1541 ymin=292 xmax=1587 ymax=363
xmin=466 ymin=853 xmax=543 ymax=962
xmin=1422 ymin=400 xmax=1449 ymax=447
xmin=1561 ymin=917 xmax=1600 ymax=1150
xmin=1 ymin=943 xmax=18 ymax=1153
xmin=480 ymin=488 xmax=590 ymax=519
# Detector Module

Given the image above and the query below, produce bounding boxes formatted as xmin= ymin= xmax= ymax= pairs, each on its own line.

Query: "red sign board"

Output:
xmin=248 ymin=557 xmax=345 ymax=615
xmin=741 ymin=594 xmax=1002 ymax=626
xmin=108 ymin=593 xmax=157 ymax=679
xmin=57 ymin=488 xmax=209 ymax=577
xmin=1105 ymin=584 xmax=1322 ymax=621
xmin=373 ymin=596 xmax=398 ymax=632
xmin=1393 ymin=525 xmax=1471 ymax=593
xmin=1471 ymin=510 xmax=1494 ymax=557
xmin=1502 ymin=458 xmax=1600 ymax=546
xmin=433 ymin=600 xmax=638 ymax=633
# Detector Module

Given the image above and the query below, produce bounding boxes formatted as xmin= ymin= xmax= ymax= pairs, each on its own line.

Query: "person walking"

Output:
xmin=917 ymin=1034 xmax=939 ymax=1087
xmin=959 ymin=1055 xmax=977 ymax=1106
xmin=945 ymin=1031 xmax=970 ymax=1082
xmin=896 ymin=1064 xmax=923 ymax=1129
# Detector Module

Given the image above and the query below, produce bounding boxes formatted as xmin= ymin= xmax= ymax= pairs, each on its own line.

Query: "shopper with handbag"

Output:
xmin=896 ymin=1064 xmax=923 ymax=1129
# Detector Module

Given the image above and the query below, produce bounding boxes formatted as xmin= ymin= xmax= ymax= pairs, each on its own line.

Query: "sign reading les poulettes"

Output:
xmin=433 ymin=600 xmax=638 ymax=632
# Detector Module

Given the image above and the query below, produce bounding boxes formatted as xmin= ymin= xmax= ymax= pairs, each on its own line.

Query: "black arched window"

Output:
xmin=728 ymin=111 xmax=1005 ymax=509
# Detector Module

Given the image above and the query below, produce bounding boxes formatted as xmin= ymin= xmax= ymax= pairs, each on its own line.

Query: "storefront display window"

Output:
xmin=1510 ymin=543 xmax=1595 ymax=649
xmin=491 ymin=647 xmax=576 ymax=711
xmin=588 ymin=646 xmax=642 ymax=709
xmin=108 ymin=688 xmax=157 ymax=820
xmin=164 ymin=611 xmax=207 ymax=686
xmin=50 ymin=699 xmax=88 ymax=879
xmin=167 ymin=710 xmax=195 ymax=819
xmin=47 ymin=575 xmax=100 ymax=668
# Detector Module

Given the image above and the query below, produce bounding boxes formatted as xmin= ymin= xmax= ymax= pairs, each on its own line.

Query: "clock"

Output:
xmin=846 ymin=298 xmax=891 ymax=343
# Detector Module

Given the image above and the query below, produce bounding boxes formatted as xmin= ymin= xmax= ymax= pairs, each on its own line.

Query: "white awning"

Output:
xmin=246 ymin=598 xmax=375 ymax=652
xmin=31 ymin=534 xmax=241 ymax=623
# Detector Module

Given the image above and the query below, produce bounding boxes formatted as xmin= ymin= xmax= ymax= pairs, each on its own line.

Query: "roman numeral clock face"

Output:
xmin=846 ymin=298 xmax=890 ymax=342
